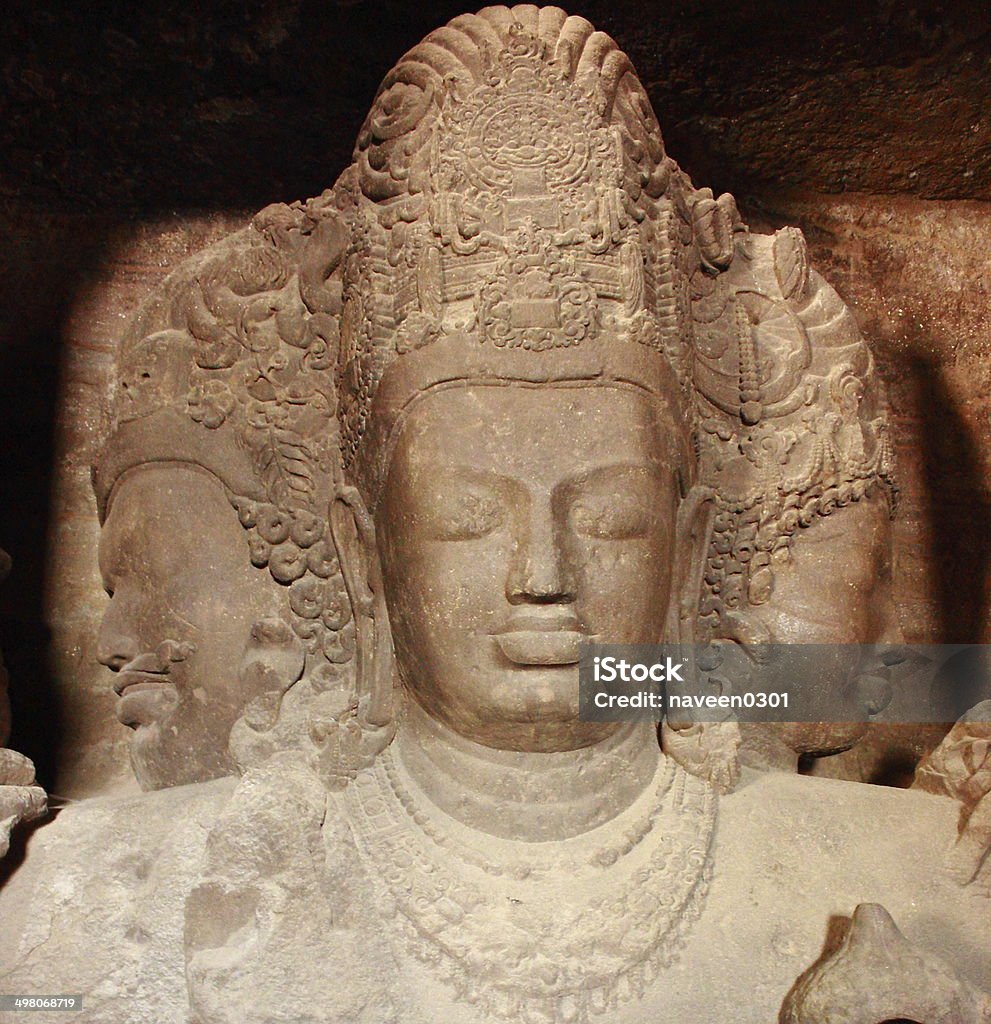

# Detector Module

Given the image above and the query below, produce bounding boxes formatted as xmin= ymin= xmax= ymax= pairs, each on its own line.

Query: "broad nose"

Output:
xmin=506 ymin=495 xmax=575 ymax=605
xmin=97 ymin=595 xmax=140 ymax=671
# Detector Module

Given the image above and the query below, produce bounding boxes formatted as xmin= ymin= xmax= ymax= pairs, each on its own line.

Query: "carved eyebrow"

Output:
xmin=556 ymin=461 xmax=673 ymax=492
xmin=436 ymin=465 xmax=513 ymax=488
xmin=413 ymin=465 xmax=522 ymax=511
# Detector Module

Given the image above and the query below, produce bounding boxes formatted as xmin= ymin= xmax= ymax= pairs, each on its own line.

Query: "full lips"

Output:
xmin=492 ymin=629 xmax=586 ymax=666
xmin=114 ymin=672 xmax=178 ymax=726
xmin=491 ymin=609 xmax=589 ymax=666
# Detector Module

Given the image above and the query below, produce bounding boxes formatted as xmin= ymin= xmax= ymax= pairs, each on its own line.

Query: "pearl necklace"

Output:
xmin=343 ymin=742 xmax=716 ymax=1024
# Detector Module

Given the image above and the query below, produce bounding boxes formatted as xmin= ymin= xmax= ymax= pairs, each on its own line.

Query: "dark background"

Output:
xmin=5 ymin=0 xmax=990 ymax=212
xmin=1 ymin=0 xmax=989 ymax=786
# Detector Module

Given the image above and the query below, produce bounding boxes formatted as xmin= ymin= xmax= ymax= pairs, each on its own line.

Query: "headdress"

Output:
xmin=95 ymin=5 xmax=895 ymax=788
xmin=333 ymin=5 xmax=745 ymax=502
xmin=691 ymin=227 xmax=896 ymax=636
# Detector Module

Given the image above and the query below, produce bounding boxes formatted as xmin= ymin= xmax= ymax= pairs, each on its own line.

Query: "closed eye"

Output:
xmin=570 ymin=496 xmax=651 ymax=539
xmin=428 ymin=491 xmax=506 ymax=541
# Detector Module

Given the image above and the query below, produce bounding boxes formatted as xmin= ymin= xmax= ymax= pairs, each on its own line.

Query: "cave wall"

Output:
xmin=1 ymin=0 xmax=988 ymax=795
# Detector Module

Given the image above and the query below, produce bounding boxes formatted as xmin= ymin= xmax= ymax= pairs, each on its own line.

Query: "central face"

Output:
xmin=377 ymin=384 xmax=680 ymax=752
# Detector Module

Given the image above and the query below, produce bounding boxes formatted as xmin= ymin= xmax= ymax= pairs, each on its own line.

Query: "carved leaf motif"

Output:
xmin=255 ymin=428 xmax=314 ymax=510
xmin=185 ymin=285 xmax=242 ymax=369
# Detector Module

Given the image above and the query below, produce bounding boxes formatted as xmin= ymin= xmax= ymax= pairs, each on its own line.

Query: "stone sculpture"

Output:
xmin=1 ymin=7 xmax=987 ymax=1023
xmin=182 ymin=7 xmax=988 ymax=1021
xmin=91 ymin=203 xmax=365 ymax=789
xmin=0 ymin=750 xmax=45 ymax=860
xmin=0 ymin=549 xmax=46 ymax=859
xmin=691 ymin=230 xmax=902 ymax=775
xmin=914 ymin=698 xmax=991 ymax=889
xmin=88 ymin=0 xmax=902 ymax=794
xmin=781 ymin=902 xmax=991 ymax=1024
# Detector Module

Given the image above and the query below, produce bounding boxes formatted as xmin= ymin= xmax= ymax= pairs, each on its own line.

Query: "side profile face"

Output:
xmin=376 ymin=383 xmax=682 ymax=753
xmin=747 ymin=495 xmax=900 ymax=756
xmin=760 ymin=495 xmax=898 ymax=649
xmin=98 ymin=464 xmax=282 ymax=788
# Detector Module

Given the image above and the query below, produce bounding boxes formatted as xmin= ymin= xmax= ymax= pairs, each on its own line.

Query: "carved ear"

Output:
xmin=666 ymin=483 xmax=716 ymax=645
xmin=329 ymin=485 xmax=394 ymax=731
xmin=662 ymin=484 xmax=742 ymax=793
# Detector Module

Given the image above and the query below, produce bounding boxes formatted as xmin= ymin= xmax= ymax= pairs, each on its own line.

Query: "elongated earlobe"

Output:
xmin=667 ymin=484 xmax=716 ymax=645
xmin=662 ymin=484 xmax=741 ymax=793
xmin=329 ymin=486 xmax=395 ymax=736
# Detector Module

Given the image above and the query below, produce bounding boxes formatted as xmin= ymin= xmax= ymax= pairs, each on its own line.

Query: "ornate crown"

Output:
xmin=334 ymin=7 xmax=744 ymax=475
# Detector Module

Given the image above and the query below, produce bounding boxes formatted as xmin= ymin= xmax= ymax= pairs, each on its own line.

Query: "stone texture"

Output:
xmin=2 ymin=1 xmax=989 ymax=213
xmin=781 ymin=902 xmax=991 ymax=1023
xmin=914 ymin=699 xmax=991 ymax=888
xmin=0 ymin=209 xmax=256 ymax=795
xmin=0 ymin=3 xmax=987 ymax=796
xmin=0 ymin=8 xmax=987 ymax=1023
xmin=2 ymin=766 xmax=985 ymax=1022
xmin=0 ymin=777 xmax=234 ymax=1023
xmin=68 ymin=4 xmax=909 ymax=796
xmin=89 ymin=200 xmax=356 ymax=791
xmin=752 ymin=193 xmax=991 ymax=645
xmin=0 ymin=749 xmax=46 ymax=858
xmin=38 ymin=197 xmax=991 ymax=794
xmin=44 ymin=214 xmax=252 ymax=797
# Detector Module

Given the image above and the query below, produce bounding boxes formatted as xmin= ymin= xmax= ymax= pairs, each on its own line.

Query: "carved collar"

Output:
xmin=343 ymin=729 xmax=716 ymax=1024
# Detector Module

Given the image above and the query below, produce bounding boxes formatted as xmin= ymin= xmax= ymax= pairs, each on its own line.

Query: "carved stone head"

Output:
xmin=95 ymin=4 xmax=900 ymax=789
xmin=325 ymin=8 xmax=723 ymax=756
xmin=321 ymin=5 xmax=897 ymax=772
xmin=93 ymin=206 xmax=357 ymax=789
xmin=692 ymin=229 xmax=899 ymax=765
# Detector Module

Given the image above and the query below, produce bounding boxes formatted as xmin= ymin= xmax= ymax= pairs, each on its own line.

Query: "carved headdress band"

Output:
xmin=333 ymin=5 xmax=745 ymax=498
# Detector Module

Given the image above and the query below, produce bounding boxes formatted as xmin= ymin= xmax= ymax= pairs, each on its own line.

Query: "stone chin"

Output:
xmin=123 ymin=678 xmax=235 ymax=791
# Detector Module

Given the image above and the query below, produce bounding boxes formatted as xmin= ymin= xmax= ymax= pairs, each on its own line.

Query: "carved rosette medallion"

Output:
xmin=465 ymin=90 xmax=592 ymax=197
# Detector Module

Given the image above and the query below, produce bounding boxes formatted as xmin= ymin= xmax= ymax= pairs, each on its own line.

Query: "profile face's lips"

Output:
xmin=113 ymin=655 xmax=179 ymax=726
xmin=491 ymin=612 xmax=589 ymax=667
xmin=115 ymin=679 xmax=179 ymax=729
xmin=114 ymin=670 xmax=172 ymax=697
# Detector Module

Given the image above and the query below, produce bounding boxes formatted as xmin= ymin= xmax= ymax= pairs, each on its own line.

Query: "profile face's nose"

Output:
xmin=97 ymin=596 xmax=140 ymax=671
xmin=506 ymin=495 xmax=575 ymax=605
